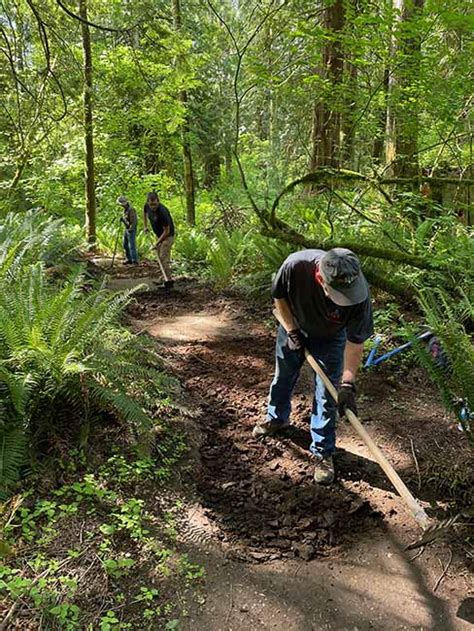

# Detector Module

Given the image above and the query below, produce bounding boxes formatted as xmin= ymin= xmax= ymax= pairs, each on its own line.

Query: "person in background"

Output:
xmin=143 ymin=191 xmax=175 ymax=289
xmin=117 ymin=196 xmax=138 ymax=265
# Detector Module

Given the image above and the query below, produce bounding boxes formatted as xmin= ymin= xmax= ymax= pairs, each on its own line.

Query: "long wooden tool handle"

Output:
xmin=273 ymin=310 xmax=431 ymax=531
xmin=110 ymin=223 xmax=121 ymax=270
xmin=156 ymin=249 xmax=169 ymax=283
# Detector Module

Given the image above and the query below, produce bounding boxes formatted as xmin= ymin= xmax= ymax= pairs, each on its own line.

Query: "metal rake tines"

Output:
xmin=405 ymin=513 xmax=461 ymax=550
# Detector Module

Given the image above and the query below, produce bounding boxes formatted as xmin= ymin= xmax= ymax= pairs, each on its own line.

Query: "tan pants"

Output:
xmin=156 ymin=236 xmax=174 ymax=281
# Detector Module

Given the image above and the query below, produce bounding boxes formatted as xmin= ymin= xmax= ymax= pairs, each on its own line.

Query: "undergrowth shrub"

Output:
xmin=234 ymin=235 xmax=294 ymax=297
xmin=0 ymin=210 xmax=82 ymax=268
xmin=0 ymin=213 xmax=173 ymax=498
xmin=174 ymin=227 xmax=210 ymax=268
xmin=206 ymin=228 xmax=252 ymax=288
xmin=414 ymin=287 xmax=473 ymax=447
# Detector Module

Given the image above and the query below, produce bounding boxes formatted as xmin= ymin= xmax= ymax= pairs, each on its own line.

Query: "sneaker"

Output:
xmin=252 ymin=421 xmax=289 ymax=438
xmin=313 ymin=455 xmax=335 ymax=485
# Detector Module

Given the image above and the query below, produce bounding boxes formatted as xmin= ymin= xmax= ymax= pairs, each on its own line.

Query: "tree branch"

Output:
xmin=55 ymin=0 xmax=139 ymax=33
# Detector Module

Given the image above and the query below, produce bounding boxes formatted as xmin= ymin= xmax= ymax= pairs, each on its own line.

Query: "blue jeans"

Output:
xmin=123 ymin=228 xmax=138 ymax=263
xmin=267 ymin=326 xmax=346 ymax=458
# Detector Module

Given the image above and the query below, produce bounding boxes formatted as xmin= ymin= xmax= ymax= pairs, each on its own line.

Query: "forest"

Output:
xmin=0 ymin=0 xmax=473 ymax=629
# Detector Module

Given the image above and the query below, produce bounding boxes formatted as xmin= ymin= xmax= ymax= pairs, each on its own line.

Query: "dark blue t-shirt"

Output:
xmin=144 ymin=202 xmax=175 ymax=238
xmin=272 ymin=249 xmax=373 ymax=343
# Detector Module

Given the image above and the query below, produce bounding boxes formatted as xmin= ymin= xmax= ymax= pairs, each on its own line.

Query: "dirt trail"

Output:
xmin=125 ymin=278 xmax=473 ymax=630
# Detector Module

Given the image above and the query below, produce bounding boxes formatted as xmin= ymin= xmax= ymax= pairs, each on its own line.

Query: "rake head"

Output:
xmin=405 ymin=513 xmax=461 ymax=550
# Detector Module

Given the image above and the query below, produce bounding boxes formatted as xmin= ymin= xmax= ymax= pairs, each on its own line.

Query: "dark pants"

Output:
xmin=267 ymin=325 xmax=346 ymax=458
xmin=123 ymin=228 xmax=138 ymax=263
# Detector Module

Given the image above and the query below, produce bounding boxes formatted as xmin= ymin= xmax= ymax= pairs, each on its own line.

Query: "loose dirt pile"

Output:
xmin=123 ymin=277 xmax=473 ymax=628
xmin=127 ymin=284 xmax=392 ymax=562
xmin=127 ymin=282 xmax=473 ymax=562
xmin=172 ymin=339 xmax=383 ymax=562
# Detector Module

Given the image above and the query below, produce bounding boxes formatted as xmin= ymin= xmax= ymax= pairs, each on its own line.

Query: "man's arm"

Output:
xmin=129 ymin=208 xmax=138 ymax=230
xmin=143 ymin=207 xmax=148 ymax=231
xmin=156 ymin=224 xmax=170 ymax=245
xmin=342 ymin=341 xmax=364 ymax=384
xmin=274 ymin=298 xmax=297 ymax=332
xmin=337 ymin=340 xmax=364 ymax=417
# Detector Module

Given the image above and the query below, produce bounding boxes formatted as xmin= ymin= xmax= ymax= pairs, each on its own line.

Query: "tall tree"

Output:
xmin=172 ymin=0 xmax=196 ymax=225
xmin=309 ymin=0 xmax=345 ymax=169
xmin=79 ymin=0 xmax=97 ymax=246
xmin=385 ymin=0 xmax=425 ymax=177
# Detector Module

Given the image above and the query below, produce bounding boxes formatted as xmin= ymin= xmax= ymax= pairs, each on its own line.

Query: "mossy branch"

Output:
xmin=270 ymin=168 xmax=474 ymax=226
xmin=270 ymin=168 xmax=393 ymax=223
xmin=262 ymin=218 xmax=446 ymax=272
xmin=362 ymin=266 xmax=415 ymax=301
xmin=382 ymin=176 xmax=474 ymax=186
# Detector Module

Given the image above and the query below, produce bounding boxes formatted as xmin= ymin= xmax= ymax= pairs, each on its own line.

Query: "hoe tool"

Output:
xmin=156 ymin=250 xmax=169 ymax=283
xmin=153 ymin=244 xmax=173 ymax=289
xmin=274 ymin=310 xmax=458 ymax=549
xmin=110 ymin=220 xmax=121 ymax=270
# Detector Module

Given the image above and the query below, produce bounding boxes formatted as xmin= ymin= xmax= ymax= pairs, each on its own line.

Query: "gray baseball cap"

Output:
xmin=116 ymin=195 xmax=129 ymax=207
xmin=319 ymin=248 xmax=368 ymax=306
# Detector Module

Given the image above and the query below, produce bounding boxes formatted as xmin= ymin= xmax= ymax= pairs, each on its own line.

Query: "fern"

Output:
xmin=414 ymin=287 xmax=474 ymax=447
xmin=0 ymin=214 xmax=171 ymax=495
xmin=206 ymin=228 xmax=253 ymax=288
xmin=175 ymin=228 xmax=210 ymax=265
xmin=0 ymin=422 xmax=28 ymax=500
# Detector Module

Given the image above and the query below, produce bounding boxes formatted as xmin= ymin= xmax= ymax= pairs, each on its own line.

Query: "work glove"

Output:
xmin=338 ymin=382 xmax=357 ymax=417
xmin=286 ymin=328 xmax=305 ymax=351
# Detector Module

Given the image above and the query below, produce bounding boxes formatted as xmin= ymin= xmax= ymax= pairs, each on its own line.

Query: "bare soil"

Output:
xmin=124 ymin=272 xmax=473 ymax=630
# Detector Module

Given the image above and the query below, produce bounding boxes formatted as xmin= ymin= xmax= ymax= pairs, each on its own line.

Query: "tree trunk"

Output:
xmin=385 ymin=20 xmax=397 ymax=169
xmin=373 ymin=67 xmax=390 ymax=162
xmin=172 ymin=0 xmax=196 ymax=225
xmin=203 ymin=150 xmax=221 ymax=189
xmin=309 ymin=0 xmax=345 ymax=170
xmin=79 ymin=0 xmax=96 ymax=248
xmin=341 ymin=62 xmax=357 ymax=167
xmin=386 ymin=0 xmax=424 ymax=177
xmin=182 ymin=93 xmax=196 ymax=225
xmin=224 ymin=128 xmax=232 ymax=177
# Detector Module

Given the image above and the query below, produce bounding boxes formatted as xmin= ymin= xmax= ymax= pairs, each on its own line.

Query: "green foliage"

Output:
xmin=1 ymin=436 xmax=193 ymax=630
xmin=0 ymin=210 xmax=82 ymax=269
xmin=206 ymin=228 xmax=249 ymax=288
xmin=99 ymin=610 xmax=121 ymax=630
xmin=414 ymin=288 xmax=474 ymax=446
xmin=49 ymin=603 xmax=81 ymax=630
xmin=103 ymin=555 xmax=136 ymax=578
xmin=0 ymin=428 xmax=28 ymax=498
xmin=0 ymin=213 xmax=172 ymax=497
xmin=0 ymin=564 xmax=81 ymax=630
xmin=372 ymin=303 xmax=402 ymax=334
xmin=170 ymin=221 xmax=294 ymax=294
xmin=174 ymin=227 xmax=210 ymax=268
xmin=177 ymin=554 xmax=205 ymax=583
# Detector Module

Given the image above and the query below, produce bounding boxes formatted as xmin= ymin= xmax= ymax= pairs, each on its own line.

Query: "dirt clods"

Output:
xmin=131 ymin=285 xmax=383 ymax=562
